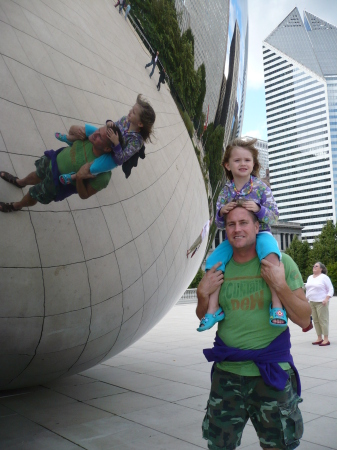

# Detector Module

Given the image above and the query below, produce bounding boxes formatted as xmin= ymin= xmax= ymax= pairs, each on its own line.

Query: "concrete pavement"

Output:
xmin=1 ymin=300 xmax=337 ymax=449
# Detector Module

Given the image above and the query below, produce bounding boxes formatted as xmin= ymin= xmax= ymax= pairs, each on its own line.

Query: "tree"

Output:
xmin=310 ymin=221 xmax=337 ymax=267
xmin=285 ymin=221 xmax=337 ymax=283
xmin=130 ymin=0 xmax=201 ymax=118
xmin=194 ymin=64 xmax=206 ymax=130
xmin=189 ymin=268 xmax=204 ymax=288
xmin=327 ymin=262 xmax=337 ymax=291
xmin=285 ymin=236 xmax=311 ymax=281
xmin=203 ymin=123 xmax=225 ymax=192
xmin=182 ymin=28 xmax=194 ymax=55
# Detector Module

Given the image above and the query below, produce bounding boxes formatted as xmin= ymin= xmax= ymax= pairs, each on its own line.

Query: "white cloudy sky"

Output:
xmin=241 ymin=0 xmax=337 ymax=140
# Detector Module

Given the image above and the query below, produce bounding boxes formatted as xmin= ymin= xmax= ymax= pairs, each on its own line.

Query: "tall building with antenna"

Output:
xmin=262 ymin=8 xmax=337 ymax=243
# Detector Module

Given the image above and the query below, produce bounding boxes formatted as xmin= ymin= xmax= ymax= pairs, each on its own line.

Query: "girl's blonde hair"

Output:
xmin=221 ymin=138 xmax=261 ymax=180
xmin=137 ymin=94 xmax=156 ymax=143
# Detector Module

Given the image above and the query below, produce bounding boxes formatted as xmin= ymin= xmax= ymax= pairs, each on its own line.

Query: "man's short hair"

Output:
xmin=223 ymin=204 xmax=258 ymax=226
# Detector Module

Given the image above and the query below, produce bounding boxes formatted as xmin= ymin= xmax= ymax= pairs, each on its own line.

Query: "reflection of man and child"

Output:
xmin=195 ymin=138 xmax=313 ymax=449
xmin=0 ymin=95 xmax=155 ymax=212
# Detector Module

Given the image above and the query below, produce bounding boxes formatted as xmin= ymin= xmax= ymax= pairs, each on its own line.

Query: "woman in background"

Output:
xmin=306 ymin=262 xmax=334 ymax=346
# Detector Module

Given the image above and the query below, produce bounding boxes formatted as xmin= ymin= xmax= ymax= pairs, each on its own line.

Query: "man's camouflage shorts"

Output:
xmin=202 ymin=366 xmax=303 ymax=450
xmin=29 ymin=156 xmax=58 ymax=204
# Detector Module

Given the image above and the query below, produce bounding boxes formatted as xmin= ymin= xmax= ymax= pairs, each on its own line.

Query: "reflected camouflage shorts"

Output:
xmin=202 ymin=366 xmax=303 ymax=450
xmin=29 ymin=156 xmax=57 ymax=204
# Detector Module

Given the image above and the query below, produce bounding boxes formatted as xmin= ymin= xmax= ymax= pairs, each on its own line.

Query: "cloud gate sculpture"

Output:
xmin=0 ymin=0 xmax=209 ymax=389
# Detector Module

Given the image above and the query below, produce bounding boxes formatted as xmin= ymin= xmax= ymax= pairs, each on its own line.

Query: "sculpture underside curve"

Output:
xmin=0 ymin=0 xmax=208 ymax=389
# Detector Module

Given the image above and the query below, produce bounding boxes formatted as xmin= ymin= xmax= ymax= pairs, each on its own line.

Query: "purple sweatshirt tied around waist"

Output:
xmin=203 ymin=328 xmax=301 ymax=396
xmin=44 ymin=148 xmax=77 ymax=202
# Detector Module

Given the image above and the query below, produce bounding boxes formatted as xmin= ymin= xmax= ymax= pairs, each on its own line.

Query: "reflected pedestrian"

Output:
xmin=125 ymin=3 xmax=131 ymax=20
xmin=157 ymin=68 xmax=166 ymax=91
xmin=187 ymin=217 xmax=212 ymax=258
xmin=119 ymin=0 xmax=125 ymax=14
xmin=145 ymin=50 xmax=159 ymax=78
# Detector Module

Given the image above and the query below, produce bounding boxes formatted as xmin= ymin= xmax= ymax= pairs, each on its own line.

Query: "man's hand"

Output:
xmin=76 ymin=163 xmax=95 ymax=180
xmin=219 ymin=202 xmax=237 ymax=216
xmin=196 ymin=262 xmax=223 ymax=319
xmin=261 ymin=259 xmax=285 ymax=290
xmin=242 ymin=200 xmax=260 ymax=213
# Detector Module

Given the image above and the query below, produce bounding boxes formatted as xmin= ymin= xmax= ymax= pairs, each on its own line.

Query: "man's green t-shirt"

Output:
xmin=56 ymin=140 xmax=111 ymax=192
xmin=217 ymin=253 xmax=303 ymax=376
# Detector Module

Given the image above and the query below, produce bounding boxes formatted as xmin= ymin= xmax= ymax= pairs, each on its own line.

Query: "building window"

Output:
xmin=280 ymin=233 xmax=284 ymax=251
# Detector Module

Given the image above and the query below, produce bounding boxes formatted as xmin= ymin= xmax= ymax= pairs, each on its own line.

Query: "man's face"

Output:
xmin=226 ymin=207 xmax=259 ymax=250
xmin=89 ymin=126 xmax=111 ymax=153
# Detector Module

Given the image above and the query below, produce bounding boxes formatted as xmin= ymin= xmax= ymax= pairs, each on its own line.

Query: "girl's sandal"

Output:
xmin=55 ymin=133 xmax=73 ymax=146
xmin=59 ymin=173 xmax=76 ymax=185
xmin=0 ymin=202 xmax=18 ymax=213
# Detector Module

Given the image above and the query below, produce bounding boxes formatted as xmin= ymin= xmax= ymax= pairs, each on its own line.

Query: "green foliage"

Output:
xmin=194 ymin=64 xmax=206 ymax=130
xmin=180 ymin=110 xmax=194 ymax=137
xmin=202 ymin=123 xmax=225 ymax=192
xmin=285 ymin=236 xmax=311 ymax=281
xmin=311 ymin=221 xmax=337 ymax=267
xmin=285 ymin=221 xmax=337 ymax=286
xmin=182 ymin=28 xmax=194 ymax=55
xmin=327 ymin=262 xmax=337 ymax=291
xmin=193 ymin=145 xmax=200 ymax=158
xmin=131 ymin=0 xmax=201 ymax=117
xmin=189 ymin=268 xmax=204 ymax=289
xmin=196 ymin=112 xmax=206 ymax=138
xmin=203 ymin=154 xmax=210 ymax=169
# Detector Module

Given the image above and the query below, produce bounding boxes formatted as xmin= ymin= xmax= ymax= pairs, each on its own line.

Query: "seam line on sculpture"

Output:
xmin=65 ymin=207 xmax=96 ymax=371
xmin=0 ymin=48 xmax=176 ymax=115
xmin=0 ymin=56 xmax=51 ymax=386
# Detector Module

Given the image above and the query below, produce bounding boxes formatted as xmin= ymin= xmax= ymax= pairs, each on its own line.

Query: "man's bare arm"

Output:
xmin=261 ymin=260 xmax=311 ymax=328
xmin=196 ymin=263 xmax=223 ymax=320
xmin=76 ymin=164 xmax=97 ymax=199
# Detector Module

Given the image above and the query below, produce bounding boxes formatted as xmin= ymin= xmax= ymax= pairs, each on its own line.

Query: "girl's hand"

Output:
xmin=219 ymin=202 xmax=237 ymax=216
xmin=107 ymin=127 xmax=119 ymax=146
xmin=242 ymin=200 xmax=260 ymax=213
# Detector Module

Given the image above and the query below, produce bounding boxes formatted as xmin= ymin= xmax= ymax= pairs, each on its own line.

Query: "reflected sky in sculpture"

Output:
xmin=0 ymin=0 xmax=208 ymax=389
xmin=214 ymin=0 xmax=248 ymax=144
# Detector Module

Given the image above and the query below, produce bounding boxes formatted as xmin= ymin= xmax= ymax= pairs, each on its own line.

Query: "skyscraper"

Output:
xmin=175 ymin=0 xmax=248 ymax=143
xmin=262 ymin=8 xmax=337 ymax=243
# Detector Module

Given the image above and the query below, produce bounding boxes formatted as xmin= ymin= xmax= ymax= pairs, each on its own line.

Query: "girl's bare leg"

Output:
xmin=16 ymin=171 xmax=41 ymax=187
xmin=207 ymin=286 xmax=221 ymax=314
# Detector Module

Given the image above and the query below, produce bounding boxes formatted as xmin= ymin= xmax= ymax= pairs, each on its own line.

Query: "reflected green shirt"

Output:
xmin=217 ymin=253 xmax=303 ymax=376
xmin=56 ymin=140 xmax=111 ymax=192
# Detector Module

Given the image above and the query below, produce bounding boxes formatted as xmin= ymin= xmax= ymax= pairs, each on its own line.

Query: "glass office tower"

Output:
xmin=175 ymin=0 xmax=248 ymax=144
xmin=263 ymin=8 xmax=337 ymax=242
